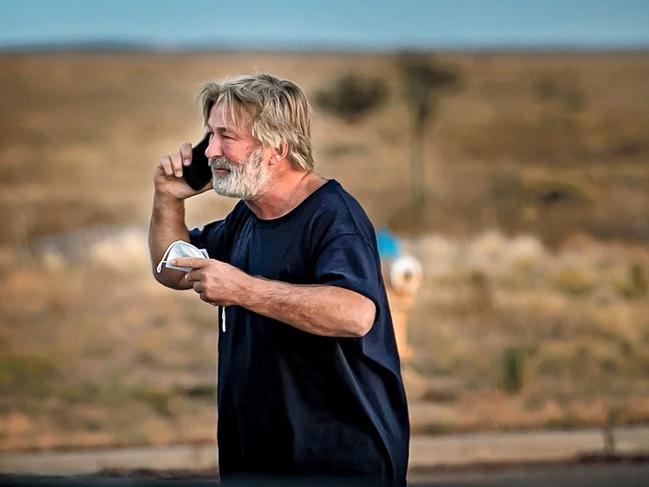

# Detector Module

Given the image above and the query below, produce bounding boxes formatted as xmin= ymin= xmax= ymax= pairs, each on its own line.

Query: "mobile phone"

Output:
xmin=182 ymin=134 xmax=213 ymax=191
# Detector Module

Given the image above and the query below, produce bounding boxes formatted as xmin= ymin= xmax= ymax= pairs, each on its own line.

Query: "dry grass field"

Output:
xmin=0 ymin=50 xmax=648 ymax=451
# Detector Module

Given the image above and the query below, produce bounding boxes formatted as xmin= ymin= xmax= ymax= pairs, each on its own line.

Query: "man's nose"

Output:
xmin=205 ymin=136 xmax=223 ymax=159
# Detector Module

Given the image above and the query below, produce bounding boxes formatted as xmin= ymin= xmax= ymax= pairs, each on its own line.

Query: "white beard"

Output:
xmin=209 ymin=147 xmax=271 ymax=200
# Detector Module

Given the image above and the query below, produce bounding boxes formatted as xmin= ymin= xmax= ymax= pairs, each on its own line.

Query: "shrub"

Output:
xmin=501 ymin=347 xmax=527 ymax=394
xmin=0 ymin=355 xmax=57 ymax=393
xmin=314 ymin=74 xmax=389 ymax=123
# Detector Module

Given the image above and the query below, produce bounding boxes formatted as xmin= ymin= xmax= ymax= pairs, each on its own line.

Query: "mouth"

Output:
xmin=212 ymin=168 xmax=230 ymax=176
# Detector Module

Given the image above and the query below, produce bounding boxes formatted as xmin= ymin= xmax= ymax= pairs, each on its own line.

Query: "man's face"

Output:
xmin=205 ymin=103 xmax=271 ymax=200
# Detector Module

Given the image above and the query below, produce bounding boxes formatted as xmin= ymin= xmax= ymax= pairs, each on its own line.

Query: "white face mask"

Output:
xmin=156 ymin=240 xmax=209 ymax=274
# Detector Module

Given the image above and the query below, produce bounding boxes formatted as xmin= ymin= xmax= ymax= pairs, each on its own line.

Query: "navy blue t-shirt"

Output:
xmin=189 ymin=179 xmax=409 ymax=486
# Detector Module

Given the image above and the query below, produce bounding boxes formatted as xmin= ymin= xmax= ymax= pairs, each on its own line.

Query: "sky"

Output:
xmin=1 ymin=0 xmax=649 ymax=50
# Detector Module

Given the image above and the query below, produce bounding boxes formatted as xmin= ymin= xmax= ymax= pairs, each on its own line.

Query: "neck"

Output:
xmin=245 ymin=170 xmax=325 ymax=220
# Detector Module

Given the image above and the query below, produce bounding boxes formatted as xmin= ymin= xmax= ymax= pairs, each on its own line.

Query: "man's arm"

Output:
xmin=242 ymin=277 xmax=376 ymax=338
xmin=175 ymin=257 xmax=377 ymax=337
xmin=148 ymin=141 xmax=212 ymax=290
xmin=148 ymin=193 xmax=193 ymax=290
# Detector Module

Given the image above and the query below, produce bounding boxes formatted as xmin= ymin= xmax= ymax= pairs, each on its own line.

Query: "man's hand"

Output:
xmin=154 ymin=142 xmax=213 ymax=200
xmin=173 ymin=257 xmax=248 ymax=306
xmin=174 ymin=257 xmax=376 ymax=337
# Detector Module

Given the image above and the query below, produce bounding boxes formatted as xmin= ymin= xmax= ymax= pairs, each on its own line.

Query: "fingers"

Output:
xmin=192 ymin=281 xmax=216 ymax=305
xmin=158 ymin=143 xmax=192 ymax=178
xmin=180 ymin=142 xmax=192 ymax=167
xmin=170 ymin=143 xmax=190 ymax=177
xmin=172 ymin=257 xmax=210 ymax=269
xmin=158 ymin=155 xmax=174 ymax=177
xmin=192 ymin=282 xmax=209 ymax=303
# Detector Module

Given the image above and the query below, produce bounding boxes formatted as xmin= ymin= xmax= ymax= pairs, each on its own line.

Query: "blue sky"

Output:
xmin=1 ymin=0 xmax=649 ymax=50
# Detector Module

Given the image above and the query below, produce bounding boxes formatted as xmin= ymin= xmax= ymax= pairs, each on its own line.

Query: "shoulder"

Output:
xmin=192 ymin=199 xmax=250 ymax=238
xmin=308 ymin=180 xmax=377 ymax=250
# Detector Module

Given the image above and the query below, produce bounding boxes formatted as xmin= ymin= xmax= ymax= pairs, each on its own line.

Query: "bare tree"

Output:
xmin=397 ymin=52 xmax=462 ymax=219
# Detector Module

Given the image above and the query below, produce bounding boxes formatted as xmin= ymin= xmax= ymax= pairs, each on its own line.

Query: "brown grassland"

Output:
xmin=0 ymin=50 xmax=648 ymax=451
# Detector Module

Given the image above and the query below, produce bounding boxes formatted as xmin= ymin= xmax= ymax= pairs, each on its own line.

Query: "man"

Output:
xmin=148 ymin=74 xmax=409 ymax=486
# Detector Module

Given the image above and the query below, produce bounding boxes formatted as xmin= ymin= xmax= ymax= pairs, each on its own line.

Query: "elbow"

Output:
xmin=153 ymin=273 xmax=175 ymax=290
xmin=349 ymin=298 xmax=376 ymax=337
xmin=151 ymin=266 xmax=172 ymax=288
xmin=151 ymin=267 xmax=191 ymax=290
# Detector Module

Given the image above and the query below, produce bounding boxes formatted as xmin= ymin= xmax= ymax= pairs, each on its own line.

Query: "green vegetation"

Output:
xmin=314 ymin=74 xmax=389 ymax=123
xmin=181 ymin=384 xmax=216 ymax=400
xmin=625 ymin=263 xmax=648 ymax=298
xmin=501 ymin=347 xmax=527 ymax=394
xmin=0 ymin=355 xmax=57 ymax=394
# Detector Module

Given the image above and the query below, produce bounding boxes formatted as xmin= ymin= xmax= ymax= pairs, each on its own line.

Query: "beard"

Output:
xmin=209 ymin=147 xmax=271 ymax=200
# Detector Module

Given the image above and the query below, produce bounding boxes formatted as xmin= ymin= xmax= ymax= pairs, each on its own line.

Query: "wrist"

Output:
xmin=236 ymin=272 xmax=262 ymax=308
xmin=154 ymin=190 xmax=186 ymax=208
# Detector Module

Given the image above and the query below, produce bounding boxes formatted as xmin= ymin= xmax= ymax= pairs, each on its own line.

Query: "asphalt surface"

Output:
xmin=3 ymin=426 xmax=649 ymax=485
xmin=410 ymin=461 xmax=649 ymax=486
xmin=4 ymin=426 xmax=649 ymax=476
xmin=1 ymin=462 xmax=649 ymax=487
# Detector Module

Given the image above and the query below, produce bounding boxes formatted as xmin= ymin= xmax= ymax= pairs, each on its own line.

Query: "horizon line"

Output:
xmin=2 ymin=39 xmax=649 ymax=55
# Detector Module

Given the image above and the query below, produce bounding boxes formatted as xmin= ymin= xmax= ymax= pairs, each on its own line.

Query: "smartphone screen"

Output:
xmin=182 ymin=134 xmax=212 ymax=191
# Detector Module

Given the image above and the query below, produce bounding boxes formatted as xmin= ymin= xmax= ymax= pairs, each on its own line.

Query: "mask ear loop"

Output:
xmin=156 ymin=244 xmax=175 ymax=274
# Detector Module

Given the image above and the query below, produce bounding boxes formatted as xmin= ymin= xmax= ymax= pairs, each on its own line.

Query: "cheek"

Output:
xmin=222 ymin=141 xmax=244 ymax=159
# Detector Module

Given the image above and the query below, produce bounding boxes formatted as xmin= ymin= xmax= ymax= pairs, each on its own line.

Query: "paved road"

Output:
xmin=2 ymin=425 xmax=648 ymax=485
xmin=3 ymin=426 xmax=649 ymax=476
xmin=411 ymin=462 xmax=649 ymax=486
xmin=1 ymin=463 xmax=649 ymax=486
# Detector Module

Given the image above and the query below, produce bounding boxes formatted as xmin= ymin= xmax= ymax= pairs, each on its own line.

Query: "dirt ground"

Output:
xmin=1 ymin=50 xmax=648 ymax=451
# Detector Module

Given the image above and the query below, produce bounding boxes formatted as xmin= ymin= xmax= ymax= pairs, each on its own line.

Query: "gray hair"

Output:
xmin=198 ymin=74 xmax=314 ymax=171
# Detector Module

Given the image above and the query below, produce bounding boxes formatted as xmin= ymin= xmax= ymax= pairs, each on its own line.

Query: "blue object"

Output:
xmin=376 ymin=228 xmax=401 ymax=260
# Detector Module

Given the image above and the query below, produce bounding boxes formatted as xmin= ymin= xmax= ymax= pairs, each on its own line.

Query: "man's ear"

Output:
xmin=271 ymin=142 xmax=289 ymax=164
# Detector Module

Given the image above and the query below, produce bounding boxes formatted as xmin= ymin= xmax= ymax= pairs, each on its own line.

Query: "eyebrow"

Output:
xmin=205 ymin=123 xmax=238 ymax=136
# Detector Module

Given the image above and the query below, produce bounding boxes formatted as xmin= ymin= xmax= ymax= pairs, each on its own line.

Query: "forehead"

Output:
xmin=207 ymin=102 xmax=252 ymax=136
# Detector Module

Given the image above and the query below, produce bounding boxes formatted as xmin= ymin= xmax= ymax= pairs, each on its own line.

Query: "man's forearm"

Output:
xmin=237 ymin=274 xmax=376 ymax=338
xmin=148 ymin=192 xmax=192 ymax=289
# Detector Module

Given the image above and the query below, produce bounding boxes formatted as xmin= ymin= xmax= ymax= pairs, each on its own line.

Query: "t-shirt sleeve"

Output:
xmin=188 ymin=223 xmax=212 ymax=249
xmin=188 ymin=202 xmax=246 ymax=262
xmin=188 ymin=219 xmax=234 ymax=262
xmin=314 ymin=232 xmax=383 ymax=322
